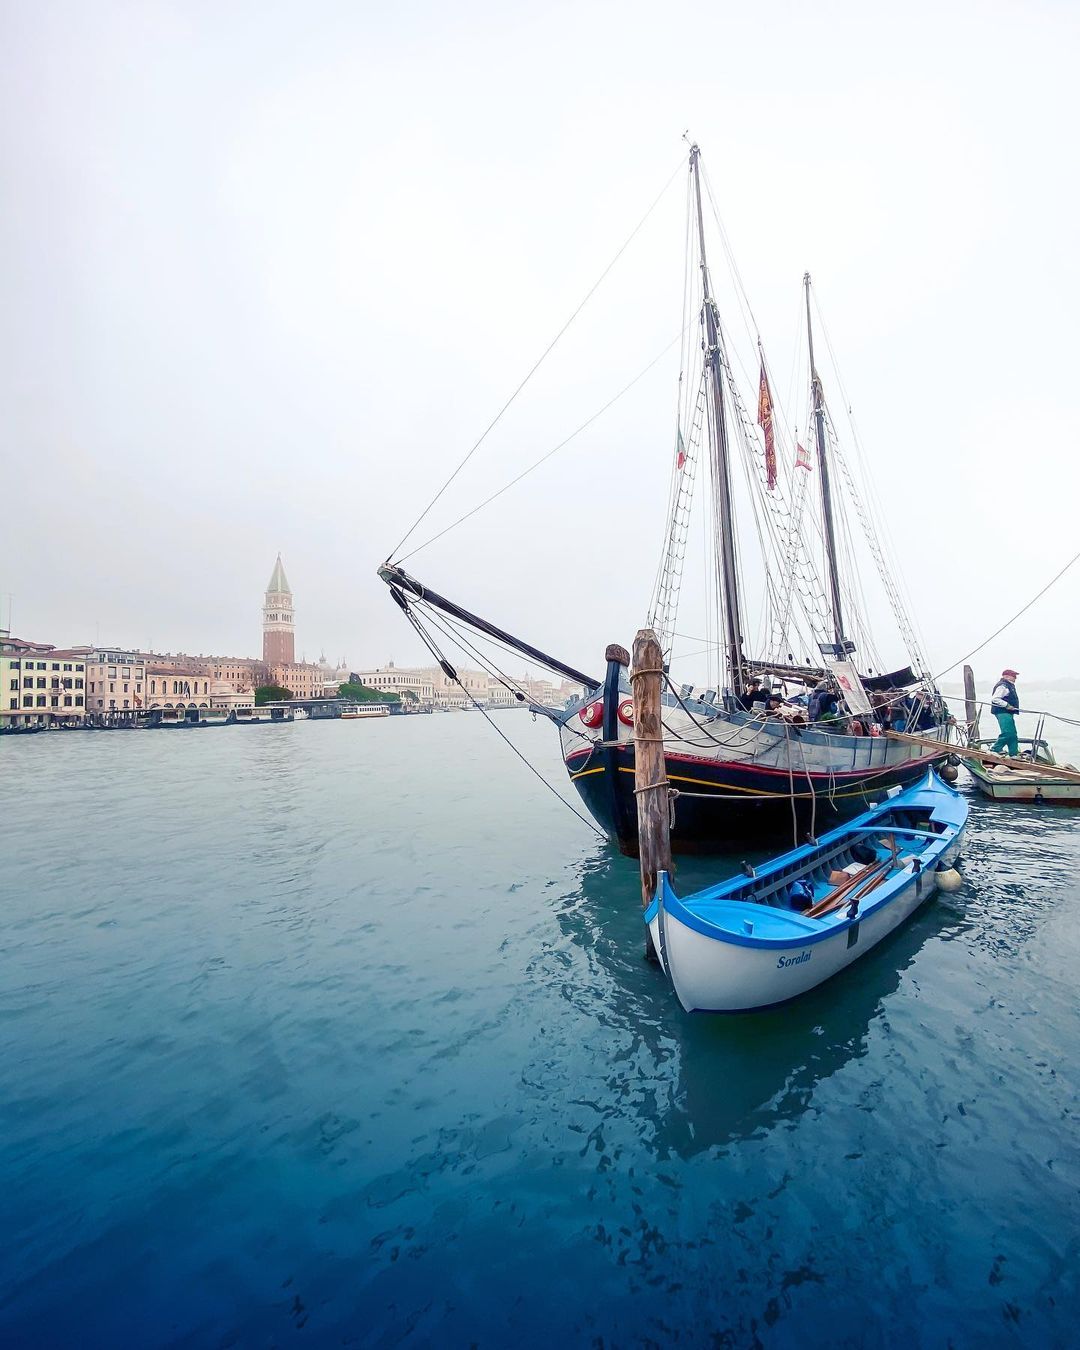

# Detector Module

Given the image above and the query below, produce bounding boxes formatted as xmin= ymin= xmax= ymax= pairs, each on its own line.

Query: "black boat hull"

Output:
xmin=566 ymin=740 xmax=947 ymax=857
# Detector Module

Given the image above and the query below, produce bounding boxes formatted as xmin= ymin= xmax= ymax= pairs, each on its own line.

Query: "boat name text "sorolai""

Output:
xmin=777 ymin=950 xmax=812 ymax=969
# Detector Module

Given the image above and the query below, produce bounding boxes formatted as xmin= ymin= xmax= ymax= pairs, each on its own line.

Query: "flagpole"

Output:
xmin=804 ymin=272 xmax=847 ymax=651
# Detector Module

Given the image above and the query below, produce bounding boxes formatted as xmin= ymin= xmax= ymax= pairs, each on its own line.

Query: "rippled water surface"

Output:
xmin=2 ymin=703 xmax=1079 ymax=1347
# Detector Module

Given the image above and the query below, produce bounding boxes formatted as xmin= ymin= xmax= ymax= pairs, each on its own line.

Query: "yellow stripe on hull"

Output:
xmin=569 ymin=758 xmax=937 ymax=802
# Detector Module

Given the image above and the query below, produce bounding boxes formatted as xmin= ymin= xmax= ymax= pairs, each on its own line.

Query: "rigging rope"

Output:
xmin=941 ymin=692 xmax=1080 ymax=731
xmin=401 ymin=328 xmax=686 ymax=563
xmin=396 ymin=595 xmax=606 ymax=836
xmin=930 ymin=545 xmax=1080 ymax=682
xmin=809 ymin=288 xmax=933 ymax=677
xmin=386 ymin=157 xmax=685 ymax=562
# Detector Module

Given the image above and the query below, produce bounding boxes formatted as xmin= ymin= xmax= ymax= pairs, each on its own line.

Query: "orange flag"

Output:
xmin=757 ymin=363 xmax=777 ymax=490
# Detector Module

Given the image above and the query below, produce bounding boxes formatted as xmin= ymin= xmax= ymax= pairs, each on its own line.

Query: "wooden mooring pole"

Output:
xmin=963 ymin=665 xmax=979 ymax=746
xmin=631 ymin=628 xmax=672 ymax=963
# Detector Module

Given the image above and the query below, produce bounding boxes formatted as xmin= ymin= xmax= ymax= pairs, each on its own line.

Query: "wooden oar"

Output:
xmin=846 ymin=849 xmax=919 ymax=910
xmin=848 ymin=873 xmax=889 ymax=906
xmin=807 ymin=844 xmax=918 ymax=920
xmin=805 ymin=859 xmax=888 ymax=919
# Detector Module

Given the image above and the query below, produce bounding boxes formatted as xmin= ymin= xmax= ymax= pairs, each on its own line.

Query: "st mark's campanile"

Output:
xmin=262 ymin=554 xmax=295 ymax=666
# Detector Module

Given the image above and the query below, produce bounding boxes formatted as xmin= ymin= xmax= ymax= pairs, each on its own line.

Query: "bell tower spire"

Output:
xmin=263 ymin=554 xmax=295 ymax=666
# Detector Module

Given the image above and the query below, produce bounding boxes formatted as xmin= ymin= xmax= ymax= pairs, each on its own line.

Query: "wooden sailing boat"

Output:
xmin=380 ymin=143 xmax=953 ymax=855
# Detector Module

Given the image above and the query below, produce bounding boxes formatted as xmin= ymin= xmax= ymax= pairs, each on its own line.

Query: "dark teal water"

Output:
xmin=2 ymin=712 xmax=1079 ymax=1347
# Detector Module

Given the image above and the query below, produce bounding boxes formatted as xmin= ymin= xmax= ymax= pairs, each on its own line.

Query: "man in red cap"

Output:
xmin=990 ymin=668 xmax=1021 ymax=758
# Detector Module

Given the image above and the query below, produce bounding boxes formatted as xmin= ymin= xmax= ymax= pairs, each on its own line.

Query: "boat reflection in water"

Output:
xmin=553 ymin=848 xmax=964 ymax=1158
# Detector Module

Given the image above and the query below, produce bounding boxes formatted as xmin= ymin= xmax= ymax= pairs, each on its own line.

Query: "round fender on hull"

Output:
xmin=580 ymin=701 xmax=604 ymax=729
xmin=617 ymin=698 xmax=634 ymax=727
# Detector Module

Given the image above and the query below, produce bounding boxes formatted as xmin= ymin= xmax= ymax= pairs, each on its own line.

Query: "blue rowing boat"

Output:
xmin=645 ymin=770 xmax=967 ymax=1012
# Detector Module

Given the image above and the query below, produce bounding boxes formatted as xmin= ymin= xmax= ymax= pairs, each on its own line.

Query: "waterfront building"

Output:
xmin=267 ymin=660 xmax=325 ymax=700
xmin=103 ymin=649 xmax=325 ymax=705
xmin=352 ymin=664 xmax=437 ymax=705
xmin=554 ymin=678 xmax=583 ymax=706
xmin=430 ymin=667 xmax=491 ymax=707
xmin=205 ymin=656 xmax=266 ymax=692
xmin=84 ymin=649 xmax=147 ymax=714
xmin=521 ymin=675 xmax=560 ymax=707
xmin=347 ymin=663 xmax=578 ymax=709
xmin=209 ymin=679 xmax=255 ymax=712
xmin=263 ymin=554 xmax=295 ymax=667
xmin=1 ymin=633 xmax=87 ymax=726
xmin=143 ymin=662 xmax=213 ymax=711
xmin=318 ymin=660 xmax=351 ymax=698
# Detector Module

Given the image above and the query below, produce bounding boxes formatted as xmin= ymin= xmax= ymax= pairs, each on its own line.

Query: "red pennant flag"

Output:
xmin=795 ymin=442 xmax=811 ymax=471
xmin=757 ymin=363 xmax=777 ymax=490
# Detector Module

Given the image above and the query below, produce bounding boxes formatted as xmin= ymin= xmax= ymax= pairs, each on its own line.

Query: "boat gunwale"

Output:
xmin=962 ymin=737 xmax=1076 ymax=790
xmin=563 ymin=715 xmax=954 ymax=767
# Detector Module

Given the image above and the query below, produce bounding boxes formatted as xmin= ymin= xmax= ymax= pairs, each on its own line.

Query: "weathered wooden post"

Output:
xmin=963 ymin=665 xmax=979 ymax=746
xmin=631 ymin=628 xmax=672 ymax=962
xmin=602 ymin=643 xmax=634 ymax=846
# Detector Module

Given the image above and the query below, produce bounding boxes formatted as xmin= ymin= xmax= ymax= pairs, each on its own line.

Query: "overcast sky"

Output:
xmin=2 ymin=0 xmax=1078 ymax=688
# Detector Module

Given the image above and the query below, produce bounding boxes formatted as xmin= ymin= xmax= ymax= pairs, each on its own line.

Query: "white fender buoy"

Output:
xmin=936 ymin=866 xmax=963 ymax=893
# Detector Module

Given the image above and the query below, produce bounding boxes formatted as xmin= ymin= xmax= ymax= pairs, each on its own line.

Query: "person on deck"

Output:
xmin=738 ymin=679 xmax=761 ymax=711
xmin=809 ymin=686 xmax=839 ymax=724
xmin=990 ymin=668 xmax=1021 ymax=758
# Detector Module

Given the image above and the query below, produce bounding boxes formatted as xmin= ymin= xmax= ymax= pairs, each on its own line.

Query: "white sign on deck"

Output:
xmin=827 ymin=659 xmax=873 ymax=717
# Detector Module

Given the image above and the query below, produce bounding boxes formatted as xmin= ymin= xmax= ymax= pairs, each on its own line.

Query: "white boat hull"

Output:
xmin=964 ymin=766 xmax=1080 ymax=804
xmin=648 ymin=839 xmax=962 ymax=1013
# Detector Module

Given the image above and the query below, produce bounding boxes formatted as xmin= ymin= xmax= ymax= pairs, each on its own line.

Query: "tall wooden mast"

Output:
xmin=690 ymin=145 xmax=744 ymax=694
xmin=804 ymin=273 xmax=848 ymax=652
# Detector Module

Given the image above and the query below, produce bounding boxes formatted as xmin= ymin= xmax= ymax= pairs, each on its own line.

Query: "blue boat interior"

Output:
xmin=644 ymin=773 xmax=966 ymax=947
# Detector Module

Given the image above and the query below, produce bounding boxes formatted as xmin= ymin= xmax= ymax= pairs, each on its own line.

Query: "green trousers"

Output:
xmin=991 ymin=710 xmax=1018 ymax=758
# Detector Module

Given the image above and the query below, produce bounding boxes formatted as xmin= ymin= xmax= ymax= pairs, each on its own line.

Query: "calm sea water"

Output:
xmin=2 ymin=697 xmax=1079 ymax=1347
